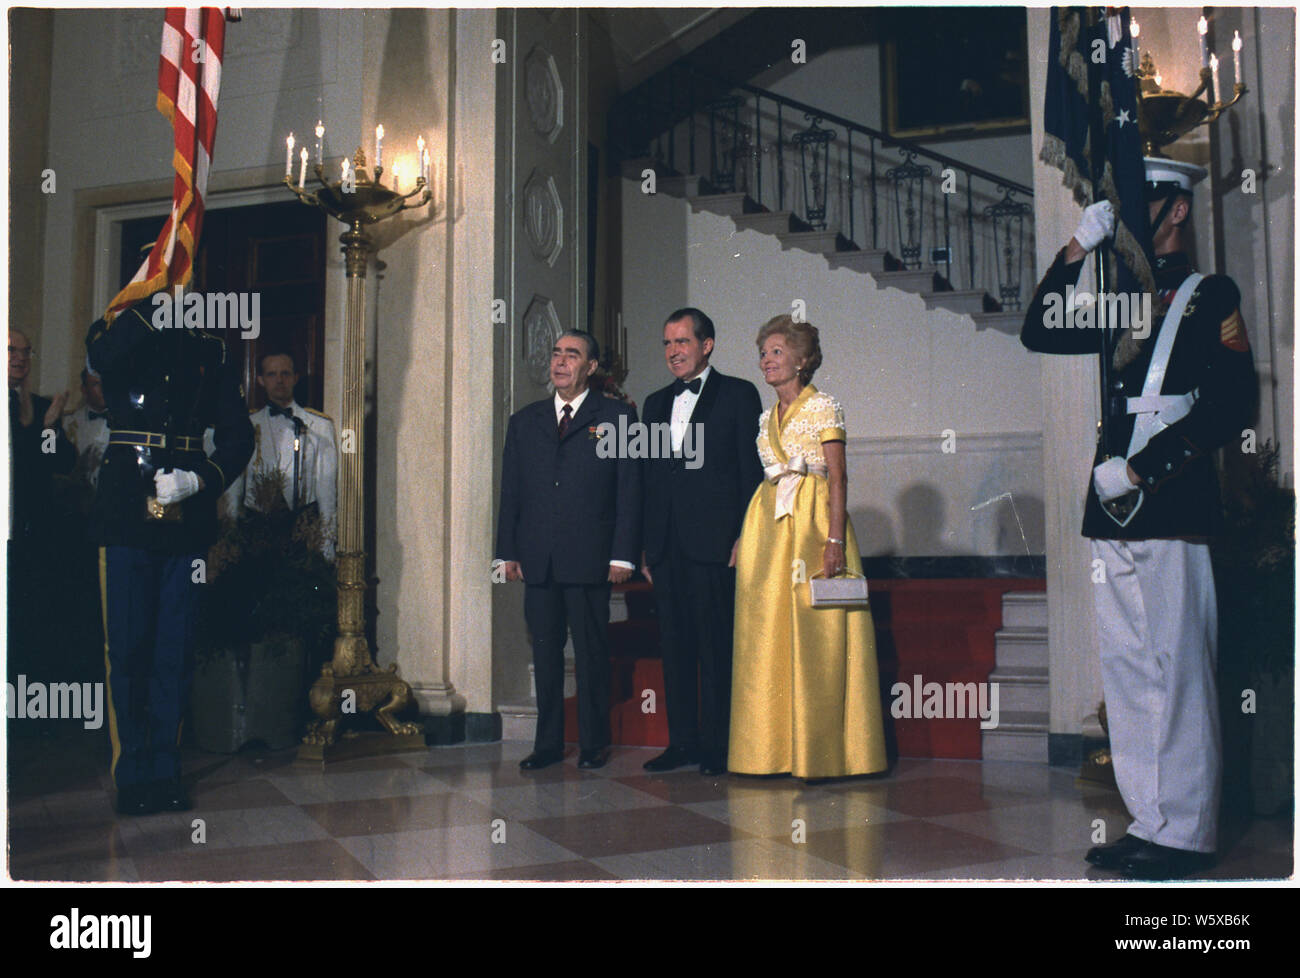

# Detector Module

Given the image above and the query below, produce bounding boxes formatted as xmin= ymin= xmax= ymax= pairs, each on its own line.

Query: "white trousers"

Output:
xmin=1090 ymin=538 xmax=1220 ymax=852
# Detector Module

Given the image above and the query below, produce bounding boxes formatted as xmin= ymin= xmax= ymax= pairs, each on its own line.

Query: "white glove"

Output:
xmin=1093 ymin=456 xmax=1136 ymax=502
xmin=154 ymin=469 xmax=202 ymax=505
xmin=1073 ymin=200 xmax=1116 ymax=253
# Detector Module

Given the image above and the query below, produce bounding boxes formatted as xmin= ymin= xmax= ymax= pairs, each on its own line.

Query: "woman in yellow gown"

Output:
xmin=728 ymin=315 xmax=888 ymax=779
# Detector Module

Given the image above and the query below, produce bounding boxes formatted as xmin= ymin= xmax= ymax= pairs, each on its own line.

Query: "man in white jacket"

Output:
xmin=221 ymin=352 xmax=337 ymax=561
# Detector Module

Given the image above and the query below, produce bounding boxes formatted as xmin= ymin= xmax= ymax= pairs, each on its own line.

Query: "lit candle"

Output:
xmin=341 ymin=156 xmax=350 ymax=183
xmin=417 ymin=135 xmax=426 ymax=181
xmin=315 ymin=121 xmax=325 ymax=166
xmin=1198 ymin=16 xmax=1208 ymax=67
xmin=298 ymin=147 xmax=308 ymax=188
xmin=1233 ymin=31 xmax=1243 ymax=86
xmin=1130 ymin=18 xmax=1140 ymax=70
xmin=285 ymin=133 xmax=295 ymax=178
xmin=423 ymin=148 xmax=431 ymax=186
xmin=1210 ymin=53 xmax=1220 ymax=100
xmin=1154 ymin=73 xmax=1163 ymax=89
xmin=375 ymin=124 xmax=384 ymax=169
xmin=391 ymin=164 xmax=401 ymax=193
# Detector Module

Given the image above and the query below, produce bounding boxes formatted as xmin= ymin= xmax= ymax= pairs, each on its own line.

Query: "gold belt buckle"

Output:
xmin=145 ymin=496 xmax=183 ymax=522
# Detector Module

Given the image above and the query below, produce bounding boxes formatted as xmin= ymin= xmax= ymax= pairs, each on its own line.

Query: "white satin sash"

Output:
xmin=764 ymin=456 xmax=828 ymax=519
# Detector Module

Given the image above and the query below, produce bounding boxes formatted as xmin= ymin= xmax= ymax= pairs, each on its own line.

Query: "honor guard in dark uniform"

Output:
xmin=86 ymin=291 xmax=254 ymax=815
xmin=1021 ymin=159 xmax=1256 ymax=879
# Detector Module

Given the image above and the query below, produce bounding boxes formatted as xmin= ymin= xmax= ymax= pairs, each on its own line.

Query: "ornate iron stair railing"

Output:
xmin=612 ymin=61 xmax=1035 ymax=311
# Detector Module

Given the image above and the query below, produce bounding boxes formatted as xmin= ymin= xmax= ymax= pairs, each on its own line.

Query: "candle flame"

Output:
xmin=315 ymin=121 xmax=325 ymax=138
xmin=1198 ymin=16 xmax=1207 ymax=36
xmin=376 ymin=124 xmax=385 ymax=140
xmin=300 ymin=147 xmax=308 ymax=160
xmin=1210 ymin=53 xmax=1218 ymax=69
xmin=1131 ymin=19 xmax=1139 ymax=38
xmin=1233 ymin=30 xmax=1242 ymax=52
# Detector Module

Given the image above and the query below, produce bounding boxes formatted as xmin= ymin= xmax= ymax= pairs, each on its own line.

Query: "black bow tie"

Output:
xmin=672 ymin=377 xmax=702 ymax=397
xmin=87 ymin=410 xmax=108 ymax=421
xmin=268 ymin=404 xmax=296 ymax=419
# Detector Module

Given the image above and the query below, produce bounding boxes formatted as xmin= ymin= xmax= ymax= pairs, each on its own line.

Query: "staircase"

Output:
xmin=632 ymin=164 xmax=1025 ymax=336
xmin=982 ymin=591 xmax=1050 ymax=762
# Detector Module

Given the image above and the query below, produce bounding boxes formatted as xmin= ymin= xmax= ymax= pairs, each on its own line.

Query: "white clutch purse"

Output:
xmin=809 ymin=570 xmax=870 ymax=608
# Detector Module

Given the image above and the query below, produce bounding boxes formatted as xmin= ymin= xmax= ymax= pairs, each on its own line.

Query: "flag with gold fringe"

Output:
xmin=1041 ymin=5 xmax=1154 ymax=307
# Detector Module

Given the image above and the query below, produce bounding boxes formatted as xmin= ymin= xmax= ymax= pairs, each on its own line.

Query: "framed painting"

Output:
xmin=883 ymin=7 xmax=1030 ymax=141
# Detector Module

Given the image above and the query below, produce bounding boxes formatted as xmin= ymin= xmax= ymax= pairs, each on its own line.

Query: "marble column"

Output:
xmin=1027 ymin=8 xmax=1104 ymax=751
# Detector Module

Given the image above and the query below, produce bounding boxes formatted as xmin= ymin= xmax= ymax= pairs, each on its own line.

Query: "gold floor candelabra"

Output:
xmin=286 ymin=150 xmax=430 ymax=761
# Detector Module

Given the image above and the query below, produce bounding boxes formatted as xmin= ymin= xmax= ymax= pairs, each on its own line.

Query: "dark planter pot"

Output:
xmin=191 ymin=637 xmax=306 ymax=752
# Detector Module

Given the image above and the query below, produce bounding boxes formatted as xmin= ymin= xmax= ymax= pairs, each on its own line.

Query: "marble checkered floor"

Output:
xmin=6 ymin=729 xmax=1292 ymax=882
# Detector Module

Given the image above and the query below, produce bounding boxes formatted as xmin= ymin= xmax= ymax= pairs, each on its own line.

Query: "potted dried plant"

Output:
xmin=190 ymin=469 xmax=336 ymax=752
xmin=1214 ymin=441 xmax=1295 ymax=816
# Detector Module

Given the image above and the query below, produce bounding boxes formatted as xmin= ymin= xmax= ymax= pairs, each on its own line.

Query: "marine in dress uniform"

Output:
xmin=220 ymin=353 xmax=338 ymax=561
xmin=86 ymin=294 xmax=254 ymax=815
xmin=1021 ymin=159 xmax=1256 ymax=879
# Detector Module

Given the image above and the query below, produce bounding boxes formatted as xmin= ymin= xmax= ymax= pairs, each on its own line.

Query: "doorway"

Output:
xmin=119 ymin=200 xmax=327 ymax=411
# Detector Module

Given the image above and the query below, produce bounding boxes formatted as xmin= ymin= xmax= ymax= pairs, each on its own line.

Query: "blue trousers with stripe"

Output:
xmin=101 ymin=546 xmax=202 ymax=788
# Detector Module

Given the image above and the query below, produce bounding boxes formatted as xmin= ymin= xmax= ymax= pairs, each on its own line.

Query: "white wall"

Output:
xmin=622 ymin=179 xmax=1046 ymax=558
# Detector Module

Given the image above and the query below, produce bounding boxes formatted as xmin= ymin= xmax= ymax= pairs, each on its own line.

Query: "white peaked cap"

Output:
xmin=1143 ymin=157 xmax=1208 ymax=196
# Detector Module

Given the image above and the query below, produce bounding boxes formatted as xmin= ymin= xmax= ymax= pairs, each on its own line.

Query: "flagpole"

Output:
xmin=1087 ymin=7 xmax=1113 ymax=462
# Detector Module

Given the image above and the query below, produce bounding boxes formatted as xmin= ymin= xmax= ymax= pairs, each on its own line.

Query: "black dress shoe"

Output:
xmin=577 ymin=748 xmax=609 ymax=769
xmin=1120 ymin=843 xmax=1216 ymax=881
xmin=153 ymin=778 xmax=192 ymax=812
xmin=114 ymin=783 xmax=161 ymax=817
xmin=643 ymin=746 xmax=699 ymax=772
xmin=699 ymin=757 xmax=726 ymax=776
xmin=519 ymin=750 xmax=564 ymax=771
xmin=1085 ymin=833 xmax=1151 ymax=870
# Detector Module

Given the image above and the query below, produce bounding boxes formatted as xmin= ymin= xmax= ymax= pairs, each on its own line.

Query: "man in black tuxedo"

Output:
xmin=641 ymin=308 xmax=763 ymax=775
xmin=8 ymin=329 xmax=76 ymax=698
xmin=496 ymin=330 xmax=641 ymax=771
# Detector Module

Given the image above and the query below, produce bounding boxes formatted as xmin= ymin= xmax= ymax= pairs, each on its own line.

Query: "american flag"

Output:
xmin=105 ymin=8 xmax=240 ymax=322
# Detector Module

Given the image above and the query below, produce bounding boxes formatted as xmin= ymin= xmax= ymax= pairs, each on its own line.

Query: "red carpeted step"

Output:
xmin=564 ymin=654 xmax=670 ymax=747
xmin=560 ymin=576 xmax=1043 ymax=758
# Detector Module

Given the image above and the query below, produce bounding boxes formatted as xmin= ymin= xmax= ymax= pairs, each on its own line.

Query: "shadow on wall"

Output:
xmin=898 ymin=483 xmax=953 ymax=555
xmin=853 ymin=484 xmax=1046 ymax=558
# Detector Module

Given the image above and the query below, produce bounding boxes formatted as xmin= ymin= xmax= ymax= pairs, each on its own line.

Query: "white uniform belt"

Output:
xmin=1125 ymin=391 xmax=1198 ymax=418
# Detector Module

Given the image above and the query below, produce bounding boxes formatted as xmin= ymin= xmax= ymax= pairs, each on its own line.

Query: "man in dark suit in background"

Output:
xmin=8 ymin=329 xmax=76 ymax=702
xmin=496 ymin=330 xmax=641 ymax=771
xmin=641 ymin=308 xmax=763 ymax=775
